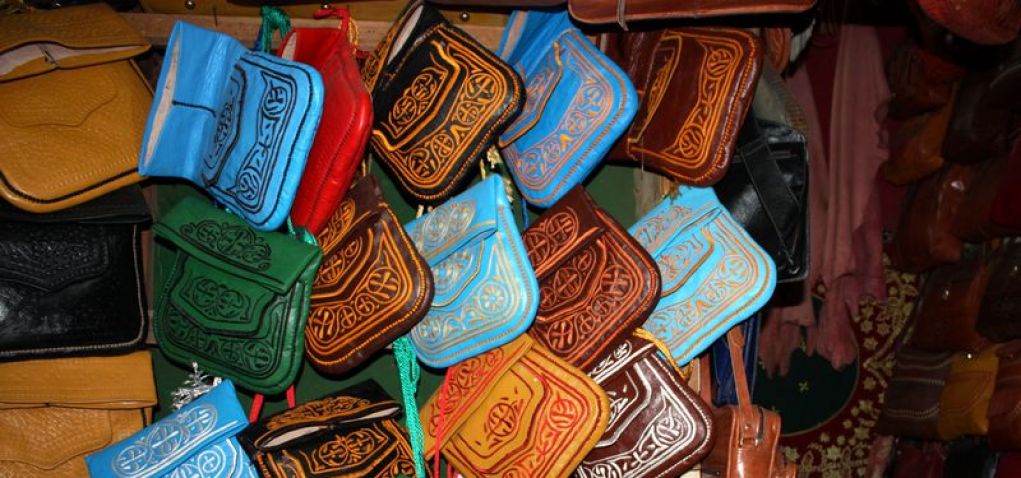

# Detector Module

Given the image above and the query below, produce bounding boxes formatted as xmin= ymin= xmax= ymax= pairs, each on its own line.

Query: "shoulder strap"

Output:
xmin=727 ymin=326 xmax=757 ymax=429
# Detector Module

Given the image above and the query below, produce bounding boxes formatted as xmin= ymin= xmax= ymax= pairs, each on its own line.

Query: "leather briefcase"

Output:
xmin=363 ymin=1 xmax=524 ymax=204
xmin=239 ymin=380 xmax=418 ymax=477
xmin=153 ymin=196 xmax=323 ymax=394
xmin=978 ymin=240 xmax=1021 ymax=342
xmin=0 ymin=187 xmax=149 ymax=360
xmin=875 ymin=346 xmax=953 ymax=440
xmin=938 ymin=345 xmax=999 ymax=440
xmin=496 ymin=8 xmax=637 ymax=207
xmin=881 ymin=93 xmax=955 ymax=186
xmin=87 ymin=380 xmax=257 ymax=478
xmin=279 ymin=23 xmax=373 ymax=235
xmin=568 ymin=0 xmax=816 ymax=26
xmin=989 ymin=341 xmax=1021 ymax=449
xmin=307 ymin=175 xmax=434 ymax=375
xmin=521 ymin=186 xmax=660 ymax=371
xmin=0 ymin=351 xmax=156 ymax=477
xmin=629 ymin=186 xmax=777 ymax=366
xmin=404 ymin=174 xmax=539 ymax=368
xmin=139 ymin=21 xmax=324 ymax=232
xmin=602 ymin=27 xmax=762 ymax=186
xmin=420 ymin=335 xmax=609 ymax=478
xmin=889 ymin=163 xmax=970 ymax=273
xmin=576 ymin=329 xmax=714 ymax=477
xmin=909 ymin=252 xmax=992 ymax=353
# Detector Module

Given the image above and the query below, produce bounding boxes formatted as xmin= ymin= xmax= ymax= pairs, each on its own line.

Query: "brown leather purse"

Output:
xmin=988 ymin=341 xmax=1021 ymax=450
xmin=881 ymin=92 xmax=956 ymax=186
xmin=602 ymin=27 xmax=762 ymax=186
xmin=937 ymin=345 xmax=999 ymax=440
xmin=909 ymin=253 xmax=992 ymax=353
xmin=886 ymin=41 xmax=964 ymax=119
xmin=875 ymin=346 xmax=953 ymax=440
xmin=942 ymin=70 xmax=1013 ymax=164
xmin=568 ymin=0 xmax=815 ymax=26
xmin=978 ymin=240 xmax=1021 ymax=342
xmin=889 ymin=164 xmax=970 ymax=273
xmin=306 ymin=175 xmax=434 ymax=375
xmin=522 ymin=186 xmax=660 ymax=371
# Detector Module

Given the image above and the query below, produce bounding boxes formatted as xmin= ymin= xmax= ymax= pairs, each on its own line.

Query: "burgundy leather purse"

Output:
xmin=909 ymin=253 xmax=992 ymax=353
xmin=889 ymin=164 xmax=970 ymax=273
xmin=569 ymin=0 xmax=815 ymax=26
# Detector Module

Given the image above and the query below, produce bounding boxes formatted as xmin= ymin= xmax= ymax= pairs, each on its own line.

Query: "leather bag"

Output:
xmin=938 ymin=345 xmax=999 ymax=440
xmin=886 ymin=41 xmax=964 ymax=119
xmin=403 ymin=174 xmax=539 ymax=368
xmin=153 ymin=196 xmax=323 ymax=394
xmin=521 ymin=186 xmax=660 ymax=371
xmin=363 ymin=1 xmax=524 ymax=204
xmin=430 ymin=0 xmax=563 ymax=4
xmin=942 ymin=70 xmax=1013 ymax=164
xmin=0 ymin=187 xmax=150 ymax=360
xmin=279 ymin=24 xmax=373 ymax=235
xmin=891 ymin=441 xmax=946 ymax=478
xmin=711 ymin=312 xmax=761 ymax=406
xmin=602 ymin=27 xmax=762 ymax=186
xmin=567 ymin=0 xmax=816 ymax=26
xmin=139 ymin=21 xmax=324 ymax=232
xmin=0 ymin=351 xmax=156 ymax=477
xmin=238 ymin=380 xmax=418 ymax=477
xmin=909 ymin=253 xmax=992 ymax=353
xmin=955 ymin=155 xmax=1017 ymax=242
xmin=875 ymin=346 xmax=953 ymax=440
xmin=888 ymin=163 xmax=970 ymax=273
xmin=419 ymin=335 xmax=609 ymax=478
xmin=307 ymin=175 xmax=433 ymax=375
xmin=988 ymin=341 xmax=1021 ymax=449
xmin=86 ymin=380 xmax=257 ymax=478
xmin=992 ymin=137 xmax=1021 ymax=230
xmin=978 ymin=240 xmax=1021 ymax=342
xmin=576 ymin=329 xmax=714 ymax=477
xmin=496 ymin=8 xmax=637 ymax=207
xmin=628 ymin=186 xmax=777 ymax=366
xmin=881 ymin=93 xmax=955 ymax=186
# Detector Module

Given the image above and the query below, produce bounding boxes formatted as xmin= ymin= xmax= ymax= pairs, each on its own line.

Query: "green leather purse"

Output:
xmin=153 ymin=196 xmax=322 ymax=394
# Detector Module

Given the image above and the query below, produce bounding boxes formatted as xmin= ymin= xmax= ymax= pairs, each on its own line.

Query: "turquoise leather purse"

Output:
xmin=139 ymin=21 xmax=324 ymax=231
xmin=628 ymin=186 xmax=776 ymax=366
xmin=404 ymin=175 xmax=539 ymax=367
xmin=86 ymin=380 xmax=256 ymax=478
xmin=496 ymin=9 xmax=637 ymax=207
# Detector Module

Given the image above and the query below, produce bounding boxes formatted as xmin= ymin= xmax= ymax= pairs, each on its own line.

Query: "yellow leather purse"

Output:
xmin=938 ymin=344 xmax=999 ymax=439
xmin=0 ymin=351 xmax=157 ymax=477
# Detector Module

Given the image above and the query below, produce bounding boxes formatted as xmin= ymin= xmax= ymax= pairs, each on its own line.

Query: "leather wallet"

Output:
xmin=938 ymin=345 xmax=998 ymax=440
xmin=603 ymin=27 xmax=762 ymax=186
xmin=495 ymin=8 xmax=637 ymax=207
xmin=576 ymin=329 xmax=714 ymax=478
xmin=988 ymin=341 xmax=1021 ymax=450
xmin=139 ymin=21 xmax=324 ymax=231
xmin=629 ymin=186 xmax=777 ymax=366
xmin=910 ymin=253 xmax=991 ymax=353
xmin=279 ymin=25 xmax=373 ymax=235
xmin=0 ymin=186 xmax=150 ymax=360
xmin=521 ymin=186 xmax=659 ymax=371
xmin=404 ymin=174 xmax=539 ymax=368
xmin=238 ymin=380 xmax=418 ymax=477
xmin=875 ymin=346 xmax=953 ymax=440
xmin=153 ymin=196 xmax=323 ymax=394
xmin=86 ymin=380 xmax=257 ymax=478
xmin=307 ymin=175 xmax=434 ymax=375
xmin=0 ymin=351 xmax=156 ymax=477
xmin=420 ymin=335 xmax=609 ymax=478
xmin=569 ymin=0 xmax=816 ymax=25
xmin=363 ymin=1 xmax=524 ymax=203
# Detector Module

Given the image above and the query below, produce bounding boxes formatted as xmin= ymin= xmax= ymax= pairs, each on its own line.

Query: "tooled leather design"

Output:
xmin=0 ymin=222 xmax=107 ymax=290
xmin=254 ymin=420 xmax=416 ymax=478
xmin=265 ymin=396 xmax=372 ymax=432
xmin=521 ymin=210 xmax=582 ymax=274
xmin=112 ymin=404 xmax=223 ymax=476
xmin=166 ymin=438 xmax=256 ymax=478
xmin=181 ymin=277 xmax=249 ymax=323
xmin=410 ymin=201 xmax=479 ymax=263
xmin=178 ymin=220 xmax=272 ymax=271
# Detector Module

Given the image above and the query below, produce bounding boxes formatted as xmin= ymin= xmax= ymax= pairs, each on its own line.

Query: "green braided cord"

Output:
xmin=393 ymin=336 xmax=427 ymax=478
xmin=258 ymin=5 xmax=291 ymax=53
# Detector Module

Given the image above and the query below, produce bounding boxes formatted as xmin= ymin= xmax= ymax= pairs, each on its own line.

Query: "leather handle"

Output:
xmin=727 ymin=326 xmax=756 ymax=424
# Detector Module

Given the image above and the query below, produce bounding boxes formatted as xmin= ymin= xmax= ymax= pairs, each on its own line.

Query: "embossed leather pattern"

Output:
xmin=307 ymin=175 xmax=433 ymax=375
xmin=568 ymin=0 xmax=816 ymax=25
xmin=603 ymin=28 xmax=762 ymax=186
xmin=420 ymin=335 xmax=609 ymax=478
xmin=495 ymin=9 xmax=637 ymax=207
xmin=364 ymin=2 xmax=524 ymax=203
xmin=404 ymin=175 xmax=539 ymax=368
xmin=87 ymin=380 xmax=256 ymax=478
xmin=577 ymin=330 xmax=713 ymax=477
xmin=139 ymin=21 xmax=324 ymax=231
xmin=239 ymin=380 xmax=418 ymax=477
xmin=0 ymin=187 xmax=149 ymax=359
xmin=629 ymin=186 xmax=777 ymax=366
xmin=153 ymin=197 xmax=323 ymax=394
xmin=279 ymin=27 xmax=373 ymax=235
xmin=938 ymin=345 xmax=998 ymax=440
xmin=875 ymin=346 xmax=953 ymax=440
xmin=522 ymin=186 xmax=659 ymax=371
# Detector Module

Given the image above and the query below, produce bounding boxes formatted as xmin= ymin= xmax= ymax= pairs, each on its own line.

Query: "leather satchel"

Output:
xmin=0 ymin=186 xmax=149 ymax=360
xmin=87 ymin=380 xmax=257 ymax=478
xmin=404 ymin=174 xmax=539 ymax=368
xmin=628 ymin=186 xmax=777 ymax=366
xmin=576 ymin=329 xmax=714 ymax=478
xmin=139 ymin=21 xmax=324 ymax=232
xmin=989 ymin=341 xmax=1021 ymax=449
xmin=909 ymin=252 xmax=992 ymax=353
xmin=521 ymin=186 xmax=660 ymax=371
xmin=881 ymin=93 xmax=956 ymax=186
xmin=238 ymin=380 xmax=418 ymax=477
xmin=496 ymin=8 xmax=637 ymax=207
xmin=153 ymin=196 xmax=323 ymax=394
xmin=938 ymin=345 xmax=999 ymax=440
xmin=978 ymin=240 xmax=1021 ymax=342
xmin=888 ymin=163 xmax=970 ymax=273
xmin=363 ymin=1 xmax=524 ymax=204
xmin=279 ymin=23 xmax=373 ymax=235
xmin=0 ymin=351 xmax=156 ymax=477
xmin=420 ymin=335 xmax=609 ymax=478
xmin=568 ymin=0 xmax=815 ymax=26
xmin=307 ymin=175 xmax=433 ymax=375
xmin=602 ymin=27 xmax=761 ymax=186
xmin=875 ymin=346 xmax=953 ymax=440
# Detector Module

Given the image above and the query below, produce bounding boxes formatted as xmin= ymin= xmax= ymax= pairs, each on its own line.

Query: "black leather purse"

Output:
xmin=714 ymin=114 xmax=809 ymax=283
xmin=0 ymin=187 xmax=150 ymax=359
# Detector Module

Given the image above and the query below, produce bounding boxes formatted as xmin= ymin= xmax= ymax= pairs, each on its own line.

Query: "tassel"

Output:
xmin=257 ymin=6 xmax=292 ymax=53
xmin=393 ymin=337 xmax=427 ymax=478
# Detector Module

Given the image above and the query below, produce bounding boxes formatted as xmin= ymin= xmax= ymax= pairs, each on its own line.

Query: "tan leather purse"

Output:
xmin=937 ymin=345 xmax=999 ymax=440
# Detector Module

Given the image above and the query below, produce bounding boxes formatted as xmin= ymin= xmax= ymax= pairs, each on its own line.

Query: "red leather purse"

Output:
xmin=278 ymin=14 xmax=372 ymax=235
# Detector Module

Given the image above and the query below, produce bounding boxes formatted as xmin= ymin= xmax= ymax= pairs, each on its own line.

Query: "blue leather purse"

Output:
xmin=496 ymin=9 xmax=637 ymax=208
xmin=404 ymin=175 xmax=539 ymax=367
xmin=138 ymin=21 xmax=324 ymax=231
xmin=628 ymin=186 xmax=776 ymax=366
xmin=86 ymin=380 xmax=256 ymax=478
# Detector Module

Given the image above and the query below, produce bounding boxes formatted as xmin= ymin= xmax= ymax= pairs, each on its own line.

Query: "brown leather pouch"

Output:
xmin=569 ymin=0 xmax=815 ymax=25
xmin=937 ymin=345 xmax=999 ymax=440
xmin=889 ymin=164 xmax=971 ymax=273
xmin=910 ymin=253 xmax=992 ymax=353
xmin=881 ymin=92 xmax=955 ymax=186
xmin=876 ymin=346 xmax=953 ymax=440
xmin=989 ymin=341 xmax=1021 ymax=450
xmin=978 ymin=240 xmax=1021 ymax=342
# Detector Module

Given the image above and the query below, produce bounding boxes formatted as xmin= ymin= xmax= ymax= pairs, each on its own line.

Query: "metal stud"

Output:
xmin=320 ymin=2 xmax=330 ymax=9
xmin=184 ymin=0 xmax=196 ymax=9
xmin=942 ymin=288 xmax=951 ymax=300
xmin=459 ymin=11 xmax=470 ymax=21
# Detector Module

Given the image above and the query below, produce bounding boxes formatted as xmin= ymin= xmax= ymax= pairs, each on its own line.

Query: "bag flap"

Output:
xmin=522 ymin=186 xmax=605 ymax=279
xmin=167 ymin=256 xmax=277 ymax=336
xmin=405 ymin=175 xmax=503 ymax=266
xmin=0 ymin=186 xmax=150 ymax=224
xmin=315 ymin=175 xmax=385 ymax=255
xmin=0 ymin=221 xmax=110 ymax=292
xmin=0 ymin=407 xmax=125 ymax=470
xmin=495 ymin=10 xmax=565 ymax=146
xmin=0 ymin=350 xmax=156 ymax=408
